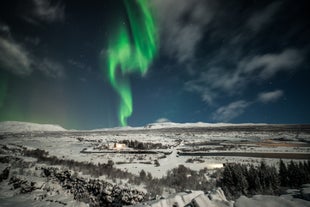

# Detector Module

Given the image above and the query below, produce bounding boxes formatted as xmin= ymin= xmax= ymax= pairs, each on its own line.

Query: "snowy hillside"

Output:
xmin=0 ymin=121 xmax=66 ymax=132
xmin=144 ymin=122 xmax=267 ymax=129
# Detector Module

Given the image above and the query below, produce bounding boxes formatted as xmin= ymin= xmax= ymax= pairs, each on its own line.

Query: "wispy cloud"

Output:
xmin=21 ymin=0 xmax=65 ymax=24
xmin=0 ymin=37 xmax=33 ymax=76
xmin=185 ymin=80 xmax=217 ymax=105
xmin=240 ymin=49 xmax=303 ymax=79
xmin=151 ymin=0 xmax=304 ymax=123
xmin=151 ymin=0 xmax=215 ymax=63
xmin=258 ymin=90 xmax=284 ymax=103
xmin=172 ymin=1 xmax=304 ymax=107
xmin=213 ymin=89 xmax=284 ymax=122
xmin=0 ymin=35 xmax=65 ymax=79
xmin=0 ymin=23 xmax=10 ymax=34
xmin=185 ymin=49 xmax=303 ymax=105
xmin=38 ymin=58 xmax=65 ymax=79
xmin=247 ymin=2 xmax=282 ymax=32
xmin=212 ymin=100 xmax=251 ymax=122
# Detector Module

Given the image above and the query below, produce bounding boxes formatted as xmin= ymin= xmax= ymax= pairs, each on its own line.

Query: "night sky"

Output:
xmin=0 ymin=0 xmax=309 ymax=129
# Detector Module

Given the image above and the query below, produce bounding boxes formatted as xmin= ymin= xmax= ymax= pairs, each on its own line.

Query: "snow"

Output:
xmin=0 ymin=121 xmax=309 ymax=206
xmin=301 ymin=184 xmax=310 ymax=201
xmin=235 ymin=195 xmax=310 ymax=207
xmin=132 ymin=188 xmax=234 ymax=207
xmin=0 ymin=121 xmax=308 ymax=179
xmin=0 ymin=171 xmax=88 ymax=207
xmin=0 ymin=121 xmax=66 ymax=132
xmin=92 ymin=126 xmax=143 ymax=131
xmin=0 ymin=192 xmax=88 ymax=207
xmin=133 ymin=187 xmax=310 ymax=207
xmin=149 ymin=191 xmax=204 ymax=207
xmin=144 ymin=122 xmax=267 ymax=129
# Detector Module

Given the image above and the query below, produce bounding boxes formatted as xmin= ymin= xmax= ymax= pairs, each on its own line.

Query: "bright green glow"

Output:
xmin=106 ymin=0 xmax=157 ymax=126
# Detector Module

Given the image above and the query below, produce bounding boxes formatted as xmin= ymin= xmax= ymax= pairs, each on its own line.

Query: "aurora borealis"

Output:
xmin=106 ymin=0 xmax=157 ymax=126
xmin=0 ymin=0 xmax=310 ymax=129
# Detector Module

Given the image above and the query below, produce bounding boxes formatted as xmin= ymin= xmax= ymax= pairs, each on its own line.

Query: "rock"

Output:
xmin=208 ymin=188 xmax=229 ymax=202
xmin=131 ymin=188 xmax=234 ymax=207
xmin=8 ymin=176 xmax=36 ymax=194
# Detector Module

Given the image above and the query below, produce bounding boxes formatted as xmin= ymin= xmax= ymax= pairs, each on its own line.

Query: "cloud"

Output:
xmin=155 ymin=118 xmax=170 ymax=123
xmin=185 ymin=80 xmax=217 ymax=105
xmin=177 ymin=1 xmax=304 ymax=108
xmin=37 ymin=58 xmax=65 ymax=79
xmin=240 ymin=49 xmax=303 ymax=79
xmin=22 ymin=0 xmax=65 ymax=24
xmin=0 ymin=23 xmax=10 ymax=34
xmin=0 ymin=36 xmax=65 ymax=79
xmin=212 ymin=100 xmax=251 ymax=122
xmin=151 ymin=0 xmax=215 ymax=63
xmin=0 ymin=37 xmax=33 ymax=76
xmin=212 ymin=89 xmax=284 ymax=122
xmin=258 ymin=90 xmax=284 ymax=104
xmin=247 ymin=2 xmax=282 ymax=32
xmin=24 ymin=36 xmax=40 ymax=46
xmin=185 ymin=49 xmax=303 ymax=105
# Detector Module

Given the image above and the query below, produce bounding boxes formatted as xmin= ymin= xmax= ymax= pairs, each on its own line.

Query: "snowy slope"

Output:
xmin=144 ymin=122 xmax=267 ymax=129
xmin=0 ymin=121 xmax=66 ymax=132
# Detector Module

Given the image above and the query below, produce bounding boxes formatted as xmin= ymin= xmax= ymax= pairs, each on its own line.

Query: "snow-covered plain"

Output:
xmin=0 ymin=121 xmax=310 ymax=206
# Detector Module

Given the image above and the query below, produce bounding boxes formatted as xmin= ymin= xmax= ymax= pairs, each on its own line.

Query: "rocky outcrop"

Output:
xmin=8 ymin=176 xmax=37 ymax=193
xmin=132 ymin=188 xmax=234 ymax=207
xmin=42 ymin=167 xmax=145 ymax=207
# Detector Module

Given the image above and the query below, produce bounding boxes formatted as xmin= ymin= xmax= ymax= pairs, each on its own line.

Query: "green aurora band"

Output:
xmin=106 ymin=0 xmax=157 ymax=126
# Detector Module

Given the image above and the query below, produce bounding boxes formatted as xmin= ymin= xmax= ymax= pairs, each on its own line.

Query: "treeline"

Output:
xmin=219 ymin=160 xmax=310 ymax=199
xmin=140 ymin=165 xmax=217 ymax=196
xmin=161 ymin=165 xmax=216 ymax=192
xmin=119 ymin=140 xmax=169 ymax=150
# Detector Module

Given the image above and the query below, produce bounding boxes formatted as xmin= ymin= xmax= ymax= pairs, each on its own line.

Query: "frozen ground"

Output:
xmin=1 ymin=122 xmax=309 ymax=178
xmin=0 ymin=121 xmax=310 ymax=206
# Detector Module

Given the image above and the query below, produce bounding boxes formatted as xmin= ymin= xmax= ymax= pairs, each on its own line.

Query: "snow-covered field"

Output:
xmin=0 ymin=121 xmax=310 ymax=206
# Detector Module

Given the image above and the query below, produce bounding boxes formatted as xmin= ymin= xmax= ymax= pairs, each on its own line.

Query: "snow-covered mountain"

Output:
xmin=0 ymin=121 xmax=66 ymax=132
xmin=144 ymin=122 xmax=267 ymax=129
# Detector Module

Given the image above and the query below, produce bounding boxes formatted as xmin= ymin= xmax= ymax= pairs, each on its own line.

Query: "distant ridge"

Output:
xmin=1 ymin=121 xmax=306 ymax=132
xmin=0 ymin=121 xmax=66 ymax=133
xmin=144 ymin=122 xmax=268 ymax=129
xmin=92 ymin=122 xmax=269 ymax=131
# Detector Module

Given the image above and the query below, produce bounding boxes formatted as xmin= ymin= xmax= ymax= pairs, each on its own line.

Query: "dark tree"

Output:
xmin=279 ymin=160 xmax=288 ymax=186
xmin=140 ymin=170 xmax=146 ymax=181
